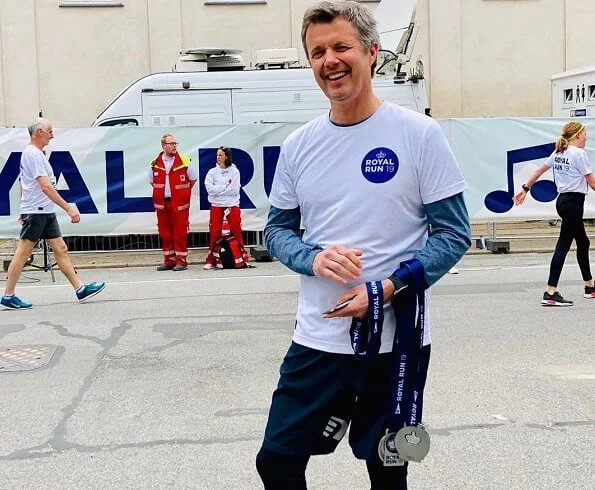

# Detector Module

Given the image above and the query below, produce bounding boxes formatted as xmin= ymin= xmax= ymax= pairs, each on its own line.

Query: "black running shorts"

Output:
xmin=262 ymin=341 xmax=431 ymax=460
xmin=19 ymin=213 xmax=62 ymax=242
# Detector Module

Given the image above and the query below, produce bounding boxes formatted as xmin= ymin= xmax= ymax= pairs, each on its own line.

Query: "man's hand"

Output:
xmin=312 ymin=245 xmax=363 ymax=285
xmin=322 ymin=279 xmax=396 ymax=319
xmin=68 ymin=206 xmax=81 ymax=223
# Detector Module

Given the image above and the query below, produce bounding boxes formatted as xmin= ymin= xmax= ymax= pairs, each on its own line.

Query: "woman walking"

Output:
xmin=514 ymin=122 xmax=595 ymax=306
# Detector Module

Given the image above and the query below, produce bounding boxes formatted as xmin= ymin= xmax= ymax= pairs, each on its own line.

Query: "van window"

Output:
xmin=98 ymin=118 xmax=139 ymax=127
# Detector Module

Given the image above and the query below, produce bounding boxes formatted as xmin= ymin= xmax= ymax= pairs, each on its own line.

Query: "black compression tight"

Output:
xmin=255 ymin=447 xmax=408 ymax=489
xmin=547 ymin=193 xmax=592 ymax=287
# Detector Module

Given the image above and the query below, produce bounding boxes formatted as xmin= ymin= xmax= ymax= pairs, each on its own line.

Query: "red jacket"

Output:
xmin=150 ymin=152 xmax=192 ymax=211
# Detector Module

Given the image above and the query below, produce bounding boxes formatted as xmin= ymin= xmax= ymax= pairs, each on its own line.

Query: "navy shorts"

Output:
xmin=19 ymin=213 xmax=61 ymax=242
xmin=262 ymin=341 xmax=431 ymax=460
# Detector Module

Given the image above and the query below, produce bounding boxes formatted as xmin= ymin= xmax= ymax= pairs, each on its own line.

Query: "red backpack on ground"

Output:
xmin=212 ymin=234 xmax=250 ymax=269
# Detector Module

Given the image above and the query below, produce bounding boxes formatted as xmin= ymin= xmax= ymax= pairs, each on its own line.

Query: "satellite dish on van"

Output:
xmin=174 ymin=48 xmax=245 ymax=72
xmin=373 ymin=0 xmax=420 ymax=79
xmin=374 ymin=0 xmax=416 ymax=54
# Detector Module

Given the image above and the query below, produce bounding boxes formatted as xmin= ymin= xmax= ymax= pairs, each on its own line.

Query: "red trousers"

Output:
xmin=206 ymin=206 xmax=248 ymax=265
xmin=156 ymin=200 xmax=189 ymax=266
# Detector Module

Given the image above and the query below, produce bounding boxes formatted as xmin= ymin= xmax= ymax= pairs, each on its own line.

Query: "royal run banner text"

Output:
xmin=1 ymin=118 xmax=593 ymax=237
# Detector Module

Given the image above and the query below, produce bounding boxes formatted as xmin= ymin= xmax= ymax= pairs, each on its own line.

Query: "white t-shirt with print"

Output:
xmin=20 ymin=145 xmax=55 ymax=214
xmin=269 ymin=102 xmax=468 ymax=354
xmin=545 ymin=145 xmax=592 ymax=194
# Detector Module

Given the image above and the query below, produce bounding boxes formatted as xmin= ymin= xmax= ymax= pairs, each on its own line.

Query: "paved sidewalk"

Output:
xmin=0 ymin=254 xmax=592 ymax=488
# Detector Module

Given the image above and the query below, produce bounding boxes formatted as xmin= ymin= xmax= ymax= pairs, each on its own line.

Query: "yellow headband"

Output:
xmin=566 ymin=124 xmax=585 ymax=141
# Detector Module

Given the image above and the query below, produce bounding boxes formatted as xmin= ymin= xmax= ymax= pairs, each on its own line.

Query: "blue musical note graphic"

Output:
xmin=484 ymin=143 xmax=558 ymax=213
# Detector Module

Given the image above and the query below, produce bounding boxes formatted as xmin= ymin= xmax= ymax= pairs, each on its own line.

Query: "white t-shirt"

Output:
xmin=205 ymin=164 xmax=241 ymax=207
xmin=148 ymin=154 xmax=198 ymax=197
xmin=545 ymin=146 xmax=592 ymax=194
xmin=269 ymin=102 xmax=468 ymax=354
xmin=20 ymin=145 xmax=55 ymax=214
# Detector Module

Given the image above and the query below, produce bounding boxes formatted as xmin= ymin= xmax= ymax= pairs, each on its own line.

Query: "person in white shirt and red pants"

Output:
xmin=203 ymin=146 xmax=249 ymax=269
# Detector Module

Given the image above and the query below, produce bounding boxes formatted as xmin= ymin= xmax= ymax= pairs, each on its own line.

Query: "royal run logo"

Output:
xmin=361 ymin=147 xmax=399 ymax=184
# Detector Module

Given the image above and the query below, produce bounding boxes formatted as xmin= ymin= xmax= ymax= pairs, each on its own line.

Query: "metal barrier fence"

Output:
xmin=1 ymin=220 xmax=594 ymax=255
xmin=61 ymin=231 xmax=262 ymax=252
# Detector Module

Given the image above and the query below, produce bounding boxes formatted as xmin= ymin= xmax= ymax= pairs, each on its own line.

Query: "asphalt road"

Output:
xmin=0 ymin=253 xmax=593 ymax=489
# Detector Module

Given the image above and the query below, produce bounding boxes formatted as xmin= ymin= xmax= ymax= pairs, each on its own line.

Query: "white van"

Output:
xmin=92 ymin=0 xmax=429 ymax=127
xmin=551 ymin=66 xmax=595 ymax=118
xmin=92 ymin=67 xmax=429 ymax=127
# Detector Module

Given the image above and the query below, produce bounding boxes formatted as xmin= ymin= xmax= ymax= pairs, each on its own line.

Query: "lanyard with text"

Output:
xmin=380 ymin=258 xmax=430 ymax=465
xmin=389 ymin=259 xmax=426 ymax=431
xmin=351 ymin=259 xmax=431 ymax=466
xmin=350 ymin=280 xmax=384 ymax=360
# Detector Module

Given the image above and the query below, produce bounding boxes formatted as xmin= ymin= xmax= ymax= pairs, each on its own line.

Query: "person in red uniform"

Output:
xmin=203 ymin=146 xmax=250 ymax=269
xmin=149 ymin=134 xmax=197 ymax=271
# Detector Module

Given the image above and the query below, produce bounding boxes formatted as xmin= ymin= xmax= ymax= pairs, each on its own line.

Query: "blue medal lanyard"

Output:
xmin=349 ymin=259 xmax=427 ymax=429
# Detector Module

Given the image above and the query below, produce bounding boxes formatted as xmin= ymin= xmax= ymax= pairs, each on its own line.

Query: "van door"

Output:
xmin=141 ymin=89 xmax=233 ymax=126
xmin=232 ymin=88 xmax=330 ymax=124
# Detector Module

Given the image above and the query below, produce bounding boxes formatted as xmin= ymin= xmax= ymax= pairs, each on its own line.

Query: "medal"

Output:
xmin=394 ymin=425 xmax=430 ymax=463
xmin=377 ymin=431 xmax=405 ymax=467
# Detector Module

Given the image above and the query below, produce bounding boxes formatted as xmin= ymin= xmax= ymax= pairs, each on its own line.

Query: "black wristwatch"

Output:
xmin=388 ymin=274 xmax=407 ymax=298
xmin=521 ymin=184 xmax=531 ymax=192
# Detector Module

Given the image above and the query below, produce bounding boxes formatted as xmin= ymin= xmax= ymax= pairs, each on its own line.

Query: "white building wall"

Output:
xmin=0 ymin=0 xmax=594 ymax=126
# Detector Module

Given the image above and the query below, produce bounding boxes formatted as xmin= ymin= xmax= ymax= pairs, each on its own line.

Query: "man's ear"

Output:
xmin=370 ymin=42 xmax=379 ymax=58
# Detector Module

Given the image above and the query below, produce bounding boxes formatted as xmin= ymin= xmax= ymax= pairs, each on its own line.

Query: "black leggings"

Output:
xmin=255 ymin=447 xmax=408 ymax=490
xmin=547 ymin=192 xmax=592 ymax=287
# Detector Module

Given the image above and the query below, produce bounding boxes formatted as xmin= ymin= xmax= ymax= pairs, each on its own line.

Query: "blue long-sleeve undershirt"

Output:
xmin=263 ymin=192 xmax=471 ymax=286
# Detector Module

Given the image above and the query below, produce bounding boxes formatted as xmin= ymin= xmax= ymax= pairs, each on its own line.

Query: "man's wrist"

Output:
xmin=521 ymin=184 xmax=531 ymax=192
xmin=387 ymin=274 xmax=407 ymax=297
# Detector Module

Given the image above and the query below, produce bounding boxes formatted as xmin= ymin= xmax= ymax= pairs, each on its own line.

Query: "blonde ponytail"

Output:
xmin=556 ymin=122 xmax=585 ymax=153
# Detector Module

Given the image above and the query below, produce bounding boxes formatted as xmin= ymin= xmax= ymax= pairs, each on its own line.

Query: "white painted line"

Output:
xmin=14 ymin=273 xmax=300 ymax=290
xmin=460 ymin=263 xmax=581 ymax=272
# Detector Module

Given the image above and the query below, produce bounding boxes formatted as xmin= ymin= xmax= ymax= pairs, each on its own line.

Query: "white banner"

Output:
xmin=1 ymin=118 xmax=593 ymax=237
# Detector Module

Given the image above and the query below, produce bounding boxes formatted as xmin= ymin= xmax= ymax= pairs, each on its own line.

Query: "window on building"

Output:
xmin=60 ymin=1 xmax=123 ymax=7
xmin=563 ymin=88 xmax=573 ymax=104
xmin=588 ymin=85 xmax=595 ymax=101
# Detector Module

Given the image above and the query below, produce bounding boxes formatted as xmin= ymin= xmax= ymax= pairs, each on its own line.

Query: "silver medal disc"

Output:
xmin=378 ymin=432 xmax=405 ymax=467
xmin=394 ymin=425 xmax=430 ymax=462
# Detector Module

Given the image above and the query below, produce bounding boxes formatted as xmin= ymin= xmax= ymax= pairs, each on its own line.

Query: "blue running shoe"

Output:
xmin=1 ymin=295 xmax=33 ymax=310
xmin=76 ymin=282 xmax=106 ymax=303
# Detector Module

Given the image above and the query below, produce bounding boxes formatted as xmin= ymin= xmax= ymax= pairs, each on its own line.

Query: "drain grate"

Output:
xmin=0 ymin=345 xmax=57 ymax=372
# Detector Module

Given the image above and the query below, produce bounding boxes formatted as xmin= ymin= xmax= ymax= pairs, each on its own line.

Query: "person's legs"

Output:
xmin=206 ymin=206 xmax=225 ymax=266
xmin=226 ymin=206 xmax=245 ymax=247
xmin=3 ymin=238 xmax=36 ymax=296
xmin=172 ymin=208 xmax=190 ymax=269
xmin=257 ymin=342 xmax=357 ymax=488
xmin=47 ymin=237 xmax=83 ymax=289
xmin=546 ymin=196 xmax=576 ymax=291
xmin=256 ymin=447 xmax=309 ymax=490
xmin=157 ymin=204 xmax=176 ymax=268
xmin=570 ymin=202 xmax=593 ymax=285
xmin=226 ymin=206 xmax=250 ymax=264
xmin=366 ymin=455 xmax=408 ymax=490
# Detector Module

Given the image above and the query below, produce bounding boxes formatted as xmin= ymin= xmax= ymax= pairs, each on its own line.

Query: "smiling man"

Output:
xmin=256 ymin=2 xmax=471 ymax=489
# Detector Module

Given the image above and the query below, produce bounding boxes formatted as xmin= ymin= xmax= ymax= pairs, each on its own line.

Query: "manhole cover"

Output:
xmin=0 ymin=345 xmax=57 ymax=372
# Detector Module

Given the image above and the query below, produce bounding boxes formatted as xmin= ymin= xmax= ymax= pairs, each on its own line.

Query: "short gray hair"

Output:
xmin=301 ymin=1 xmax=379 ymax=63
xmin=28 ymin=117 xmax=51 ymax=137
